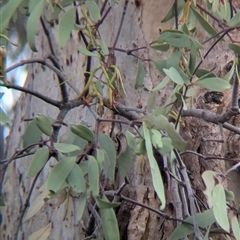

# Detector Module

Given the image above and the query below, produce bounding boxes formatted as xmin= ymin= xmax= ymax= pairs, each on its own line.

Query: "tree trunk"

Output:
xmin=1 ymin=1 xmax=240 ymax=240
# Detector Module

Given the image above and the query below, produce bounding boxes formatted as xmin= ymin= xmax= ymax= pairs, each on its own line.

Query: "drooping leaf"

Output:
xmin=143 ymin=114 xmax=187 ymax=152
xmin=100 ymin=206 xmax=120 ymax=240
xmin=88 ymin=155 xmax=99 ymax=196
xmin=231 ymin=216 xmax=240 ymax=240
xmin=58 ymin=7 xmax=75 ymax=48
xmin=150 ymin=129 xmax=162 ymax=150
xmin=96 ymin=149 xmax=105 ymax=174
xmin=54 ymin=143 xmax=80 ymax=153
xmin=152 ymin=59 xmax=167 ymax=73
xmin=85 ymin=0 xmax=101 ymax=22
xmin=27 ymin=147 xmax=49 ymax=177
xmin=22 ymin=119 xmax=43 ymax=148
xmin=67 ymin=163 xmax=86 ymax=193
xmin=212 ymin=184 xmax=229 ymax=232
xmin=228 ymin=11 xmax=240 ymax=28
xmin=189 ymin=45 xmax=197 ymax=74
xmin=147 ymin=91 xmax=157 ymax=111
xmin=26 ymin=0 xmax=46 ymax=51
xmin=163 ymin=67 xmax=184 ymax=85
xmin=161 ymin=0 xmax=185 ymax=22
xmin=28 ymin=222 xmax=52 ymax=240
xmin=135 ymin=60 xmax=145 ymax=89
xmin=170 ymin=209 xmax=216 ymax=240
xmin=98 ymin=132 xmax=116 ymax=183
xmin=36 ymin=113 xmax=53 ymax=137
xmin=150 ymin=43 xmax=170 ymax=52
xmin=0 ymin=0 xmax=23 ymax=34
xmin=99 ymin=39 xmax=109 ymax=55
xmin=228 ymin=43 xmax=240 ymax=55
xmin=95 ymin=195 xmax=121 ymax=209
xmin=191 ymin=6 xmax=218 ymax=36
xmin=195 ymin=77 xmax=231 ymax=91
xmin=152 ymin=76 xmax=170 ymax=91
xmin=47 ymin=156 xmax=76 ymax=193
xmin=70 ymin=124 xmax=94 ymax=142
xmin=78 ymin=47 xmax=98 ymax=57
xmin=77 ymin=192 xmax=87 ymax=222
xmin=117 ymin=146 xmax=135 ymax=184
xmin=143 ymin=122 xmax=166 ymax=210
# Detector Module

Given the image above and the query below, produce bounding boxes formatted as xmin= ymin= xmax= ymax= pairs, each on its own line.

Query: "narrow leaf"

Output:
xmin=232 ymin=216 xmax=240 ymax=240
xmin=36 ymin=113 xmax=53 ymax=137
xmin=195 ymin=77 xmax=231 ymax=91
xmin=77 ymin=192 xmax=87 ymax=221
xmin=152 ymin=76 xmax=170 ymax=91
xmin=47 ymin=157 xmax=76 ymax=193
xmin=88 ymin=155 xmax=99 ymax=196
xmin=27 ymin=0 xmax=46 ymax=51
xmin=78 ymin=47 xmax=98 ymax=57
xmin=161 ymin=0 xmax=185 ymax=22
xmin=29 ymin=222 xmax=52 ymax=240
xmin=212 ymin=184 xmax=229 ymax=232
xmin=28 ymin=148 xmax=49 ymax=177
xmin=135 ymin=60 xmax=145 ymax=89
xmin=58 ymin=7 xmax=75 ymax=48
xmin=143 ymin=122 xmax=166 ymax=210
xmin=54 ymin=143 xmax=80 ymax=153
xmin=95 ymin=195 xmax=121 ymax=209
xmin=100 ymin=207 xmax=120 ymax=240
xmin=163 ymin=67 xmax=184 ymax=85
xmin=228 ymin=43 xmax=240 ymax=55
xmin=228 ymin=11 xmax=240 ymax=28
xmin=86 ymin=0 xmax=101 ymax=22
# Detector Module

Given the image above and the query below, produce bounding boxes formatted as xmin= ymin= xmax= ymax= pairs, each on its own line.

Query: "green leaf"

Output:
xmin=195 ymin=68 xmax=216 ymax=79
xmin=143 ymin=122 xmax=166 ymax=210
xmin=26 ymin=0 xmax=46 ymax=51
xmin=170 ymin=209 xmax=216 ymax=240
xmin=161 ymin=0 xmax=185 ymax=23
xmin=78 ymin=47 xmax=98 ymax=57
xmin=159 ymin=138 xmax=173 ymax=155
xmin=58 ymin=7 xmax=75 ymax=48
xmin=95 ymin=195 xmax=121 ymax=209
xmin=150 ymin=129 xmax=162 ymax=150
xmin=96 ymin=149 xmax=104 ymax=174
xmin=88 ymin=155 xmax=99 ymax=196
xmin=100 ymin=207 xmax=120 ymax=240
xmin=77 ymin=192 xmax=87 ymax=221
xmin=231 ymin=216 xmax=240 ymax=240
xmin=163 ymin=67 xmax=184 ymax=85
xmin=212 ymin=184 xmax=229 ymax=232
xmin=147 ymin=91 xmax=157 ymax=111
xmin=150 ymin=43 xmax=170 ymax=52
xmin=0 ymin=107 xmax=9 ymax=123
xmin=228 ymin=43 xmax=240 ymax=55
xmin=152 ymin=76 xmax=170 ymax=91
xmin=54 ymin=143 xmax=80 ymax=153
xmin=67 ymin=163 xmax=86 ymax=193
xmin=117 ymin=146 xmax=135 ymax=184
xmin=47 ymin=156 xmax=76 ymax=193
xmin=189 ymin=45 xmax=197 ymax=74
xmin=0 ymin=0 xmax=23 ymax=34
xmin=224 ymin=62 xmax=235 ymax=82
xmin=22 ymin=119 xmax=43 ymax=148
xmin=135 ymin=60 xmax=145 ymax=89
xmin=27 ymin=147 xmax=49 ymax=177
xmin=191 ymin=7 xmax=218 ymax=36
xmin=143 ymin=114 xmax=187 ymax=152
xmin=99 ymin=39 xmax=109 ymax=55
xmin=99 ymin=133 xmax=116 ymax=183
xmin=36 ymin=113 xmax=53 ymax=137
xmin=85 ymin=0 xmax=101 ymax=22
xmin=228 ymin=11 xmax=240 ymax=28
xmin=70 ymin=124 xmax=94 ymax=142
xmin=195 ymin=77 xmax=231 ymax=91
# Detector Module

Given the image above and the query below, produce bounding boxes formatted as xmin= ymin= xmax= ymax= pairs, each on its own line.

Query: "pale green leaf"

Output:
xmin=59 ymin=7 xmax=75 ymax=48
xmin=135 ymin=60 xmax=145 ymax=89
xmin=152 ymin=76 xmax=170 ymax=91
xmin=161 ymin=0 xmax=185 ymax=22
xmin=143 ymin=122 xmax=166 ymax=210
xmin=170 ymin=209 xmax=216 ymax=240
xmin=150 ymin=43 xmax=170 ymax=52
xmin=117 ymin=146 xmax=135 ymax=184
xmin=147 ymin=91 xmax=157 ymax=111
xmin=54 ymin=143 xmax=80 ymax=153
xmin=77 ymin=192 xmax=87 ymax=221
xmin=0 ymin=0 xmax=23 ymax=34
xmin=100 ymin=207 xmax=120 ymax=240
xmin=95 ymin=195 xmax=121 ymax=209
xmin=27 ymin=148 xmax=49 ymax=177
xmin=228 ymin=11 xmax=240 ymax=28
xmin=99 ymin=39 xmax=109 ymax=55
xmin=86 ymin=0 xmax=101 ymax=22
xmin=36 ymin=113 xmax=53 ymax=137
xmin=78 ymin=47 xmax=98 ymax=57
xmin=232 ymin=216 xmax=240 ymax=240
xmin=163 ymin=67 xmax=184 ymax=85
xmin=47 ymin=156 xmax=76 ymax=193
xmin=212 ymin=184 xmax=229 ymax=232
xmin=99 ymin=133 xmax=116 ymax=183
xmin=150 ymin=129 xmax=162 ymax=150
xmin=0 ymin=108 xmax=10 ymax=123
xmin=195 ymin=77 xmax=231 ymax=91
xmin=88 ymin=155 xmax=99 ymax=196
xmin=26 ymin=0 xmax=46 ymax=51
xmin=159 ymin=138 xmax=173 ymax=155
xmin=67 ymin=164 xmax=86 ymax=193
xmin=228 ymin=43 xmax=240 ymax=55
